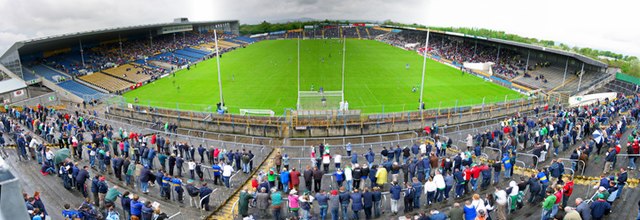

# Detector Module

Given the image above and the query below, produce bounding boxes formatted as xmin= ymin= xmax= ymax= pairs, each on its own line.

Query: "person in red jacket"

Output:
xmin=561 ymin=176 xmax=574 ymax=209
xmin=289 ymin=168 xmax=301 ymax=190
xmin=470 ymin=164 xmax=482 ymax=191
xmin=463 ymin=166 xmax=472 ymax=195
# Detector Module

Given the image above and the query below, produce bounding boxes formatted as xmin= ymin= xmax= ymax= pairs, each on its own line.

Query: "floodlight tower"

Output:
xmin=419 ymin=30 xmax=430 ymax=109
xmin=214 ymin=30 xmax=224 ymax=106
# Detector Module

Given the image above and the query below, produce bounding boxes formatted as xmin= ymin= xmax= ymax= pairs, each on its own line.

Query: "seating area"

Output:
xmin=56 ymin=80 xmax=105 ymax=101
xmin=101 ymin=64 xmax=152 ymax=83
xmin=514 ymin=66 xmax=574 ymax=91
xmin=234 ymin=36 xmax=257 ymax=43
xmin=79 ymin=72 xmax=133 ymax=93
xmin=174 ymin=48 xmax=208 ymax=60
xmin=26 ymin=65 xmax=69 ymax=82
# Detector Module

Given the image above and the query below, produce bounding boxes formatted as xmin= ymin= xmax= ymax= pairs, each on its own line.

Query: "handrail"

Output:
xmin=515 ymin=153 xmax=540 ymax=170
xmin=557 ymin=158 xmax=586 ymax=176
xmin=287 ymin=131 xmax=419 ymax=146
xmin=167 ymin=212 xmax=182 ymax=219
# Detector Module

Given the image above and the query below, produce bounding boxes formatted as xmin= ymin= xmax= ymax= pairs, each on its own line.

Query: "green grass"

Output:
xmin=123 ymin=39 xmax=523 ymax=114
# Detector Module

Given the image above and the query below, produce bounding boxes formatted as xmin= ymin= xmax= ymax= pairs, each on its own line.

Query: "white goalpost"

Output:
xmin=296 ymin=36 xmax=346 ymax=111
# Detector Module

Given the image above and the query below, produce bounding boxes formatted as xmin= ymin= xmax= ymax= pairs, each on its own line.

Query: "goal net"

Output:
xmin=297 ymin=91 xmax=343 ymax=110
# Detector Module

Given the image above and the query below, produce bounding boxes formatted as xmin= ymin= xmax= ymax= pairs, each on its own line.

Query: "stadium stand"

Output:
xmin=101 ymin=64 xmax=153 ymax=83
xmin=56 ymin=80 xmax=105 ymax=101
xmin=27 ymin=64 xmax=69 ymax=82
xmin=79 ymin=72 xmax=133 ymax=93
xmin=323 ymin=26 xmax=341 ymax=38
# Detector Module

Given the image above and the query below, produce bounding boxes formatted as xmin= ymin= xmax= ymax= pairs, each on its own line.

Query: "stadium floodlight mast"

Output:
xmin=419 ymin=30 xmax=430 ymax=109
xmin=341 ymin=34 xmax=346 ymax=103
xmin=214 ymin=30 xmax=224 ymax=106
xmin=297 ymin=30 xmax=301 ymax=109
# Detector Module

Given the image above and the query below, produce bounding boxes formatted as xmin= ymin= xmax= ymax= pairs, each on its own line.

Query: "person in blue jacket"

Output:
xmin=362 ymin=187 xmax=373 ymax=219
xmin=389 ymin=181 xmax=402 ymax=215
xmin=350 ymin=189 xmax=363 ymax=219
xmin=129 ymin=195 xmax=143 ymax=219
xmin=365 ymin=149 xmax=375 ymax=167
xmin=502 ymin=153 xmax=512 ymax=179
xmin=280 ymin=168 xmax=290 ymax=193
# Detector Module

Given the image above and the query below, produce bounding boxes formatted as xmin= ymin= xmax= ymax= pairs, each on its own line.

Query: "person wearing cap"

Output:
xmin=589 ymin=193 xmax=611 ymax=220
xmin=288 ymin=189 xmax=300 ymax=218
xmin=186 ymin=180 xmax=200 ymax=208
xmin=97 ymin=175 xmax=108 ymax=208
xmin=329 ymin=190 xmax=340 ymax=220
xmin=238 ymin=188 xmax=254 ymax=218
xmin=199 ymin=183 xmax=213 ymax=211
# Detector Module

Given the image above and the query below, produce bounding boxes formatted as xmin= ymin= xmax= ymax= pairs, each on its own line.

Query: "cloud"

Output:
xmin=0 ymin=0 xmax=637 ymax=57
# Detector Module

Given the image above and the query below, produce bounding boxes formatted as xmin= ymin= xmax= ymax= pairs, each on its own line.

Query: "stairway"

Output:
xmin=322 ymin=29 xmax=325 ymax=38
xmin=339 ymin=27 xmax=343 ymax=38
xmin=209 ymin=148 xmax=277 ymax=219
xmin=365 ymin=28 xmax=371 ymax=39
xmin=356 ymin=27 xmax=361 ymax=39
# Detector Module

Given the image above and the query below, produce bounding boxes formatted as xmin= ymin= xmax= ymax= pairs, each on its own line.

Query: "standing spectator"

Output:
xmin=339 ymin=187 xmax=351 ymax=219
xmin=542 ymin=189 xmax=556 ymax=220
xmin=316 ymin=190 xmax=329 ymax=220
xmin=562 ymin=176 xmax=574 ymax=208
xmin=280 ymin=168 xmax=290 ymax=193
xmin=271 ymin=188 xmax=282 ymax=220
xmin=290 ymin=168 xmax=301 ymax=191
xmin=403 ymin=183 xmax=414 ymax=213
xmin=329 ymin=190 xmax=340 ymax=220
xmin=187 ymin=160 xmax=196 ymax=180
xmin=350 ymin=189 xmax=363 ymax=219
xmin=604 ymin=147 xmax=616 ymax=174
xmin=448 ymin=203 xmax=464 ymax=220
xmin=255 ymin=187 xmax=270 ymax=219
xmin=199 ymin=183 xmax=213 ymax=211
xmin=274 ymin=151 xmax=282 ymax=172
xmin=313 ymin=166 xmax=323 ymax=192
xmin=211 ymin=162 xmax=221 ymax=185
xmin=222 ymin=162 xmax=234 ymax=188
xmin=589 ymin=194 xmax=611 ymax=220
xmin=288 ymin=189 xmax=300 ymax=218
xmin=575 ymin=198 xmax=592 ymax=220
xmin=463 ymin=200 xmax=477 ymax=220
xmin=238 ymin=189 xmax=253 ymax=218
xmin=304 ymin=166 xmax=313 ymax=191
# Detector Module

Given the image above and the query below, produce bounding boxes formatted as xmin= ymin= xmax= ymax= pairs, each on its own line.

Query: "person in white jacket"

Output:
xmin=433 ymin=170 xmax=446 ymax=202
xmin=424 ymin=177 xmax=437 ymax=205
xmin=344 ymin=165 xmax=353 ymax=192
xmin=471 ymin=193 xmax=486 ymax=216
xmin=494 ymin=187 xmax=508 ymax=220
xmin=334 ymin=154 xmax=342 ymax=169
xmin=466 ymin=134 xmax=474 ymax=148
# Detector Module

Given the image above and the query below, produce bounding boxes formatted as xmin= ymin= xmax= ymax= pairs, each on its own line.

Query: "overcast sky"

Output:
xmin=1 ymin=0 xmax=638 ymax=57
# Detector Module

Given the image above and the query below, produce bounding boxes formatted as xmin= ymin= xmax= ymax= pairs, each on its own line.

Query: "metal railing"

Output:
xmin=286 ymin=131 xmax=418 ymax=146
xmin=557 ymin=158 xmax=586 ymax=176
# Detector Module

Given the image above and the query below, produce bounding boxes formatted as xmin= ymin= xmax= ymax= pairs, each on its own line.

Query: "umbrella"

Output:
xmin=592 ymin=130 xmax=603 ymax=144
xmin=54 ymin=148 xmax=70 ymax=165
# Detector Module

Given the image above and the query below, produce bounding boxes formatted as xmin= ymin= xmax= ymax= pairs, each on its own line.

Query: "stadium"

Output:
xmin=0 ymin=13 xmax=638 ymax=220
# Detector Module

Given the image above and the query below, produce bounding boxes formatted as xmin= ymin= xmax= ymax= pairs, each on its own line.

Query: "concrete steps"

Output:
xmin=209 ymin=148 xmax=277 ymax=219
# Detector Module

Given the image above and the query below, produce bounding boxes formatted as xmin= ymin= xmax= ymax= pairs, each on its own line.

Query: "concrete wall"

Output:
xmin=107 ymin=99 xmax=540 ymax=138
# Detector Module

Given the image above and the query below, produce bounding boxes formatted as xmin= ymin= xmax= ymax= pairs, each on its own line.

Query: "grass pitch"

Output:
xmin=124 ymin=39 xmax=522 ymax=114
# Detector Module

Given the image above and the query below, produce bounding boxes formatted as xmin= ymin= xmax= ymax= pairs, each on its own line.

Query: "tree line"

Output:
xmin=239 ymin=20 xmax=639 ymax=77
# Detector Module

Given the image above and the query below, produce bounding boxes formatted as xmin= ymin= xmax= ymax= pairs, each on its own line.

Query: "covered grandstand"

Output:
xmin=0 ymin=18 xmax=241 ymax=101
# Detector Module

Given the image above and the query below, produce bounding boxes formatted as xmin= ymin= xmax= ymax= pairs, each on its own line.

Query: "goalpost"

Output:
xmin=296 ymin=35 xmax=346 ymax=111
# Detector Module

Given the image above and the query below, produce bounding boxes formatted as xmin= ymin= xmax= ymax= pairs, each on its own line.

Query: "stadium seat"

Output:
xmin=79 ymin=72 xmax=133 ymax=93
